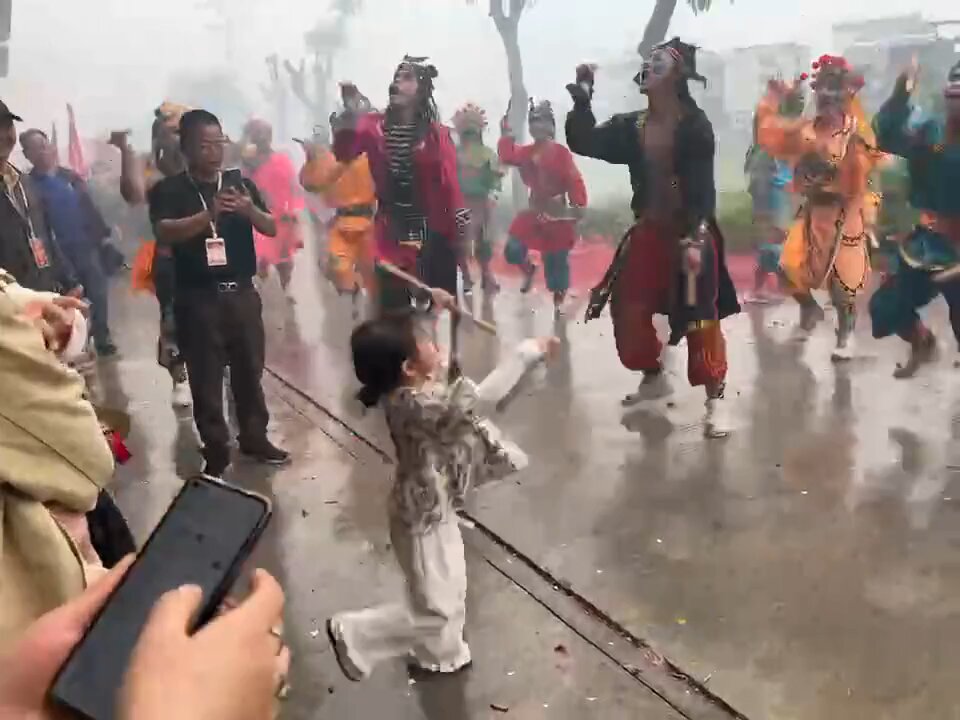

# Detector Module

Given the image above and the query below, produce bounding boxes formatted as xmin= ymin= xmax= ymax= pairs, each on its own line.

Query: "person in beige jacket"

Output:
xmin=0 ymin=268 xmax=114 ymax=651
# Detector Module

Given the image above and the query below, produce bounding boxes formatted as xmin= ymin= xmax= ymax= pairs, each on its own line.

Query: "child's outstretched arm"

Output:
xmin=473 ymin=337 xmax=559 ymax=412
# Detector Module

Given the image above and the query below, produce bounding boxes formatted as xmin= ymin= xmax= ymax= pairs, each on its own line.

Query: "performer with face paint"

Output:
xmin=869 ymin=61 xmax=960 ymax=377
xmin=498 ymin=99 xmax=587 ymax=312
xmin=332 ymin=57 xmax=468 ymax=312
xmin=452 ymin=104 xmax=503 ymax=296
xmin=756 ymin=55 xmax=881 ymax=360
xmin=565 ymin=38 xmax=740 ymax=438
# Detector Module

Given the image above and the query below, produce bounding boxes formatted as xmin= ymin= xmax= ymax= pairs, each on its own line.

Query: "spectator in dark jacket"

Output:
xmin=0 ymin=101 xmax=79 ymax=296
xmin=21 ymin=128 xmax=117 ymax=356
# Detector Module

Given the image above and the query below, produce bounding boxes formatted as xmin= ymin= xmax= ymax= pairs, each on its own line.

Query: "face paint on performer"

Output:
xmin=389 ymin=66 xmax=419 ymax=110
xmin=638 ymin=47 xmax=679 ymax=94
xmin=529 ymin=119 xmax=554 ymax=142
xmin=814 ymin=71 xmax=848 ymax=118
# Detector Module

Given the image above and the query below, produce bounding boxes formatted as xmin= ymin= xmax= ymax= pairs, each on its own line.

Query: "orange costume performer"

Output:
xmin=301 ymin=106 xmax=377 ymax=298
xmin=241 ymin=119 xmax=304 ymax=290
xmin=757 ymin=55 xmax=881 ymax=360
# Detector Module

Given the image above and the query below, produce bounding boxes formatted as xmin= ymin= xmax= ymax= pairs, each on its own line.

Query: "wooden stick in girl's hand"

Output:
xmin=376 ymin=261 xmax=499 ymax=335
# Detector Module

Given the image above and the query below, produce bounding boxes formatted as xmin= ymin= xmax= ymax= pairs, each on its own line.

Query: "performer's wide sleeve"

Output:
xmin=564 ymin=105 xmax=630 ymax=165
xmin=873 ymin=77 xmax=918 ymax=159
xmin=563 ymin=148 xmax=588 ymax=207
xmin=475 ymin=339 xmax=547 ymax=413
xmin=756 ymin=91 xmax=806 ymax=159
xmin=333 ymin=113 xmax=375 ymax=164
xmin=497 ymin=136 xmax=527 ymax=168
xmin=300 ymin=151 xmax=343 ymax=193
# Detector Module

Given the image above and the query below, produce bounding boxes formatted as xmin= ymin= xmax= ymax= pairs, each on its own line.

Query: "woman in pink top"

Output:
xmin=242 ymin=119 xmax=305 ymax=292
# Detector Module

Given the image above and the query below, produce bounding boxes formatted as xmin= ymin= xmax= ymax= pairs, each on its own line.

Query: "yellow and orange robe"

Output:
xmin=300 ymin=149 xmax=376 ymax=292
xmin=756 ymin=91 xmax=881 ymax=296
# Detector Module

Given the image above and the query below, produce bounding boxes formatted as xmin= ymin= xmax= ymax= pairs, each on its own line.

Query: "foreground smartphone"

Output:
xmin=49 ymin=476 xmax=272 ymax=720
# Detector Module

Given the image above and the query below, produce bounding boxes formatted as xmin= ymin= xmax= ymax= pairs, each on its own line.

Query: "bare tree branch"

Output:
xmin=638 ymin=0 xmax=678 ymax=57
xmin=284 ymin=58 xmax=318 ymax=113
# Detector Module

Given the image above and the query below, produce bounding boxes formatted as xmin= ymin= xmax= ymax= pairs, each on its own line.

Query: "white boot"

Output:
xmin=830 ymin=333 xmax=856 ymax=362
xmin=623 ymin=344 xmax=678 ymax=406
xmin=703 ymin=394 xmax=733 ymax=438
xmin=622 ymin=372 xmax=673 ymax=406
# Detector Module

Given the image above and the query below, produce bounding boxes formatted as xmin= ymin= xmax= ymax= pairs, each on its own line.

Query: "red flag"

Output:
xmin=50 ymin=121 xmax=61 ymax=164
xmin=66 ymin=103 xmax=88 ymax=178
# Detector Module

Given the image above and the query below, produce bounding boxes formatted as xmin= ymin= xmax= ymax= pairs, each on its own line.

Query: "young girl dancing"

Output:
xmin=327 ymin=291 xmax=556 ymax=679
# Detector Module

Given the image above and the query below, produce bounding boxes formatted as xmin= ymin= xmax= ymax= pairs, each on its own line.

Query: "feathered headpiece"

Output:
xmin=528 ymin=98 xmax=555 ymax=127
xmin=395 ymin=55 xmax=439 ymax=97
xmin=946 ymin=61 xmax=960 ymax=99
xmin=452 ymin=103 xmax=487 ymax=134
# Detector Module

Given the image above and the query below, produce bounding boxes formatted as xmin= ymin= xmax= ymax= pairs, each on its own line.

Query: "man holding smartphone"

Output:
xmin=149 ymin=109 xmax=289 ymax=477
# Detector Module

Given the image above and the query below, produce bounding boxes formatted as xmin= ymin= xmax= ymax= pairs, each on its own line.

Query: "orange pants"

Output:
xmin=327 ymin=222 xmax=375 ymax=292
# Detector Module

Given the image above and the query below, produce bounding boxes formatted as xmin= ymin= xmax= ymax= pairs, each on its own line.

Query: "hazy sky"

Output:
xmin=1 ymin=0 xmax=957 ymax=185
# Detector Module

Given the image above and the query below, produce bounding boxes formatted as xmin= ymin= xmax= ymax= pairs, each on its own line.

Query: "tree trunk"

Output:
xmin=637 ymin=0 xmax=678 ymax=58
xmin=491 ymin=1 xmax=529 ymax=210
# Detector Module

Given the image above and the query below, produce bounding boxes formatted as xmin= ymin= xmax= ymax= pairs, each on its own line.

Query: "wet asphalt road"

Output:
xmin=100 ymin=230 xmax=960 ymax=719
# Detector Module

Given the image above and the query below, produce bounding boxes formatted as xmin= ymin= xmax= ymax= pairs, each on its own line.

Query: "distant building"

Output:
xmin=723 ymin=43 xmax=810 ymax=129
xmin=834 ymin=13 xmax=960 ymax=113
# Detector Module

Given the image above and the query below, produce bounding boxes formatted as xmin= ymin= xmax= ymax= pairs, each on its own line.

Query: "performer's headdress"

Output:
xmin=635 ymin=37 xmax=707 ymax=89
xmin=394 ymin=55 xmax=439 ymax=98
xmin=798 ymin=54 xmax=874 ymax=146
xmin=154 ymin=101 xmax=190 ymax=135
xmin=946 ymin=61 xmax=960 ymax=99
xmin=452 ymin=103 xmax=487 ymax=135
xmin=804 ymin=54 xmax=865 ymax=94
xmin=152 ymin=101 xmax=191 ymax=173
xmin=528 ymin=98 xmax=555 ymax=128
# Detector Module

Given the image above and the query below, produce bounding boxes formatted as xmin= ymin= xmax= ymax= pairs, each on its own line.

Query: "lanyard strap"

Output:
xmin=4 ymin=178 xmax=38 ymax=238
xmin=188 ymin=172 xmax=222 ymax=237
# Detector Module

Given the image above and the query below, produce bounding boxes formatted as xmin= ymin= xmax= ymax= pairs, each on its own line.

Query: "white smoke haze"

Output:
xmin=1 ymin=0 xmax=957 ymax=195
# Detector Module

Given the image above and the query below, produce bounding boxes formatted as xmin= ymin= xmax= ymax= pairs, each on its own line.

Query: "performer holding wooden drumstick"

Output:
xmin=566 ymin=39 xmax=739 ymax=438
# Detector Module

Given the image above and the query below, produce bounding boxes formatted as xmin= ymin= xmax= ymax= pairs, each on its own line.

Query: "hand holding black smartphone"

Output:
xmin=50 ymin=476 xmax=272 ymax=720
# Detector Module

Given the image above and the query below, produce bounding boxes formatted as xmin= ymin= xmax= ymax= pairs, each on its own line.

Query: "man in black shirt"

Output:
xmin=0 ymin=99 xmax=79 ymax=296
xmin=149 ymin=109 xmax=289 ymax=476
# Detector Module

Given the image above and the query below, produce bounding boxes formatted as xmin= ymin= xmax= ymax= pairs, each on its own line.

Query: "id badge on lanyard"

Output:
xmin=11 ymin=183 xmax=50 ymax=268
xmin=193 ymin=173 xmax=228 ymax=267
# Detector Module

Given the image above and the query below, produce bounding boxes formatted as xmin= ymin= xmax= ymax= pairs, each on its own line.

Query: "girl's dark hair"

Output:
xmin=178 ymin=109 xmax=222 ymax=151
xmin=351 ymin=309 xmax=419 ymax=408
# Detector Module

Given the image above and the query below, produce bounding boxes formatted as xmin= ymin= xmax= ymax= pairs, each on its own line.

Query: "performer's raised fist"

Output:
xmin=902 ymin=55 xmax=920 ymax=94
xmin=766 ymin=77 xmax=795 ymax=99
xmin=566 ymin=63 xmax=597 ymax=106
xmin=500 ymin=99 xmax=513 ymax=137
